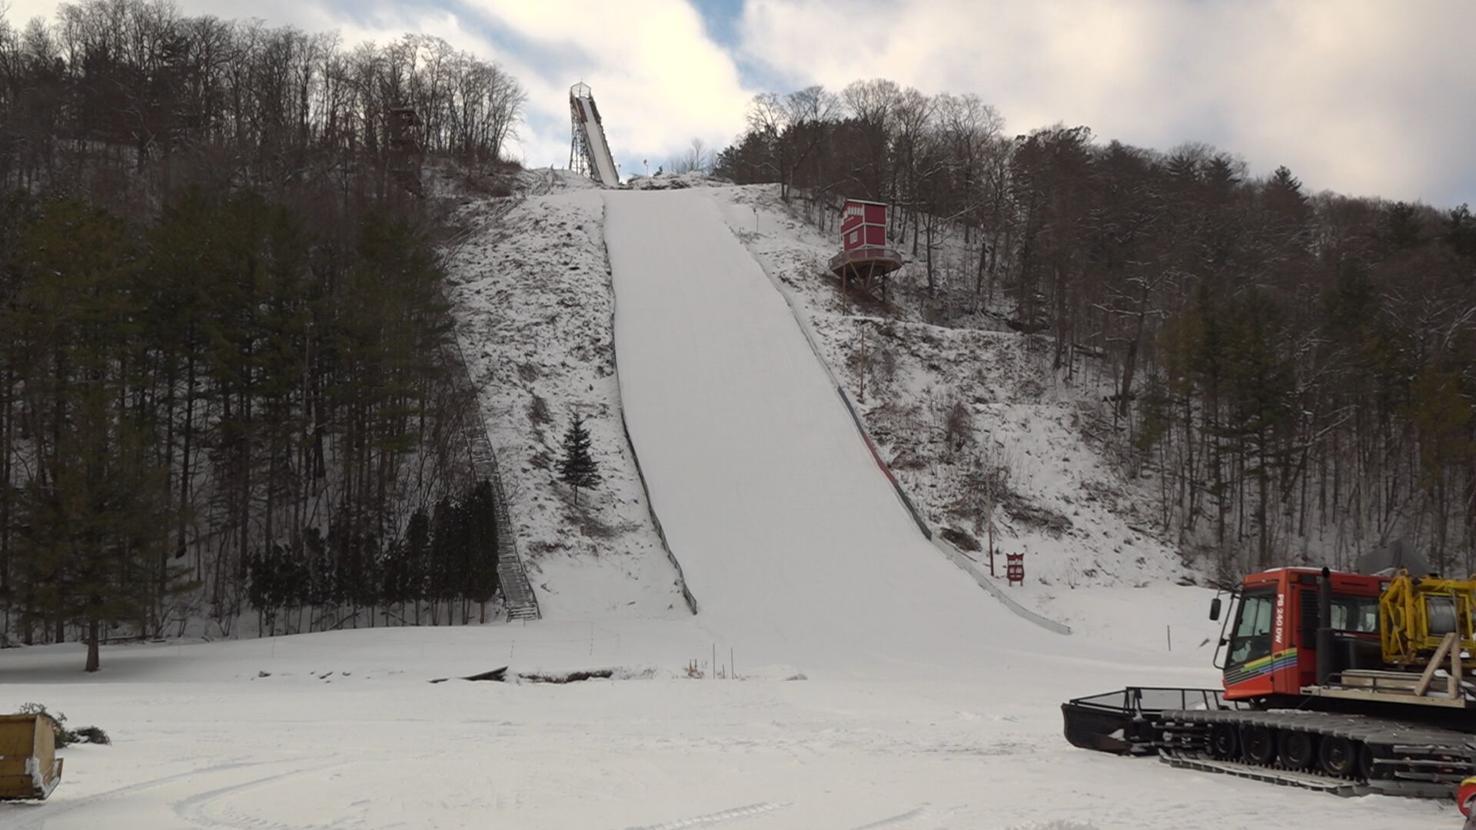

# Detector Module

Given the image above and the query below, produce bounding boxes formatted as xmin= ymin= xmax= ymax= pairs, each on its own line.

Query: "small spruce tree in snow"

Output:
xmin=558 ymin=414 xmax=602 ymax=506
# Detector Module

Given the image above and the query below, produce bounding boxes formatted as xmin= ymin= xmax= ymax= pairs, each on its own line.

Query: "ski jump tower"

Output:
xmin=569 ymin=83 xmax=620 ymax=187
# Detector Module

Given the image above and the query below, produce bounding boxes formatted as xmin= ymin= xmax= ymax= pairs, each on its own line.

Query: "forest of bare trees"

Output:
xmin=0 ymin=0 xmax=528 ymax=666
xmin=716 ymin=79 xmax=1476 ymax=581
xmin=0 ymin=0 xmax=525 ymax=200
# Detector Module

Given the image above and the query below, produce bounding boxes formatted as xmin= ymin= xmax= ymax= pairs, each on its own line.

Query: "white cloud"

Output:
xmin=7 ymin=0 xmax=1472 ymax=204
xmin=738 ymin=0 xmax=1476 ymax=206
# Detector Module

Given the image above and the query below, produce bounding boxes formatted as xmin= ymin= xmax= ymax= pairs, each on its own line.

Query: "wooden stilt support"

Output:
xmin=1451 ymin=630 xmax=1464 ymax=698
xmin=1415 ymin=632 xmax=1458 ymax=697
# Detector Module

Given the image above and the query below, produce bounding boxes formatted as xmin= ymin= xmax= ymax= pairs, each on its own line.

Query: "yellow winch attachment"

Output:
xmin=1380 ymin=570 xmax=1476 ymax=665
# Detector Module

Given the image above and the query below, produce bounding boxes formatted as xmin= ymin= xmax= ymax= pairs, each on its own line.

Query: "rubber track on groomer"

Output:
xmin=1158 ymin=707 xmax=1476 ymax=799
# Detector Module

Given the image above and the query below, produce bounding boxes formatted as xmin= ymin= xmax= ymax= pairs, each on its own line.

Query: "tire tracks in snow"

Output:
xmin=850 ymin=805 xmax=930 ymax=828
xmin=171 ymin=758 xmax=349 ymax=830
xmin=622 ymin=801 xmax=790 ymax=829
xmin=3 ymin=759 xmax=265 ymax=830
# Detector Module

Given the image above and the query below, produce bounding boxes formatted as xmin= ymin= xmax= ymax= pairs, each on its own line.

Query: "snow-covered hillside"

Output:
xmin=441 ymin=177 xmax=1191 ymax=627
xmin=710 ymin=184 xmax=1191 ymax=625
xmin=442 ymin=175 xmax=690 ymax=618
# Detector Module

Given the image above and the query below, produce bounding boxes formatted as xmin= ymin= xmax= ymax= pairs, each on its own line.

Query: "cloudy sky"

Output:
xmin=9 ymin=0 xmax=1474 ymax=207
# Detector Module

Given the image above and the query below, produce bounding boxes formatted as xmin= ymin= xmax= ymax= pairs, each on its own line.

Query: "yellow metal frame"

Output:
xmin=1380 ymin=570 xmax=1476 ymax=665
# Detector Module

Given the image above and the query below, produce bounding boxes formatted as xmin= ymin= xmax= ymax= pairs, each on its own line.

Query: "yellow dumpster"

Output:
xmin=0 ymin=713 xmax=63 ymax=800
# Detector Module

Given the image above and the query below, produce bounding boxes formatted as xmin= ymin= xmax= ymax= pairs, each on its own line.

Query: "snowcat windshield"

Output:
xmin=1228 ymin=589 xmax=1275 ymax=670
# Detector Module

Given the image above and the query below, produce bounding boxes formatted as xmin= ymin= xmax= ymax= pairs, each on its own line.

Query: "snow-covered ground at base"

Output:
xmin=0 ymin=184 xmax=1459 ymax=830
xmin=442 ymin=177 xmax=689 ymax=618
xmin=709 ymin=184 xmax=1190 ymax=616
xmin=0 ymin=619 xmax=1452 ymax=830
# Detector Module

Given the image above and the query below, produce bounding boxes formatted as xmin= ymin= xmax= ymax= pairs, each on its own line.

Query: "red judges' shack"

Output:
xmin=828 ymin=199 xmax=902 ymax=300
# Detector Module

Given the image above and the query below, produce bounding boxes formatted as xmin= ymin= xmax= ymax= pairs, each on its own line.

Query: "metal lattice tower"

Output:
xmin=569 ymin=82 xmax=593 ymax=178
xmin=568 ymin=82 xmax=620 ymax=186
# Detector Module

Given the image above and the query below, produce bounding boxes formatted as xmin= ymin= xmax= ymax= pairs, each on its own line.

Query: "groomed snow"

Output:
xmin=0 ymin=187 xmax=1456 ymax=829
xmin=605 ymin=187 xmax=1053 ymax=668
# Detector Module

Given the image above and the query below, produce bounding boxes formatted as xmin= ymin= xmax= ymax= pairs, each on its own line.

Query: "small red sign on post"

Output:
xmin=1006 ymin=553 xmax=1025 ymax=586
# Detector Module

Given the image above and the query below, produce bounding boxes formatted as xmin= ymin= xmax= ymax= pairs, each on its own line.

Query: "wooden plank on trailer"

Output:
xmin=1346 ymin=679 xmax=1419 ymax=691
xmin=1339 ymin=671 xmax=1421 ymax=690
xmin=1414 ymin=632 xmax=1456 ymax=697
xmin=1450 ymin=634 xmax=1464 ymax=698
xmin=1342 ymin=669 xmax=1426 ymax=680
xmin=1302 ymin=685 xmax=1469 ymax=709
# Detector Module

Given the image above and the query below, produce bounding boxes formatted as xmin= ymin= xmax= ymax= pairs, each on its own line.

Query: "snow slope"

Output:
xmin=605 ymin=188 xmax=1055 ymax=667
xmin=0 ymin=186 xmax=1457 ymax=830
xmin=710 ymin=184 xmax=1190 ymax=622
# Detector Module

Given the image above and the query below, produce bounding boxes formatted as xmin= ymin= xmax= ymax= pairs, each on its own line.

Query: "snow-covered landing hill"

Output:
xmin=444 ymin=175 xmax=1194 ymax=633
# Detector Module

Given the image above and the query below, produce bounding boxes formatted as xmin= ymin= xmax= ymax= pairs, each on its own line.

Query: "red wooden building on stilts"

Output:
xmin=828 ymin=198 xmax=902 ymax=300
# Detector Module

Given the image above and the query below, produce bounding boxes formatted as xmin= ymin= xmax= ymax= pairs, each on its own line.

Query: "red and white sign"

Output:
xmin=1006 ymin=553 xmax=1025 ymax=586
xmin=840 ymin=199 xmax=887 ymax=252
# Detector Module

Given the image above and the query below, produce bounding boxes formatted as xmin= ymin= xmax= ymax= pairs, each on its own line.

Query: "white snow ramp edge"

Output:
xmin=604 ymin=190 xmax=1040 ymax=667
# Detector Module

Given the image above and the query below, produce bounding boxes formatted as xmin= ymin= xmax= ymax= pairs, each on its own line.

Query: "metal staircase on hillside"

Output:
xmin=491 ymin=471 xmax=540 ymax=622
xmin=448 ymin=339 xmax=541 ymax=622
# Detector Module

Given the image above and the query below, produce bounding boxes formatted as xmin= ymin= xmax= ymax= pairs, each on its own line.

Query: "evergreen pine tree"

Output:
xmin=557 ymin=414 xmax=602 ymax=506
xmin=427 ymin=497 xmax=458 ymax=623
xmin=464 ymin=481 xmax=500 ymax=622
xmin=6 ymin=200 xmax=180 ymax=670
